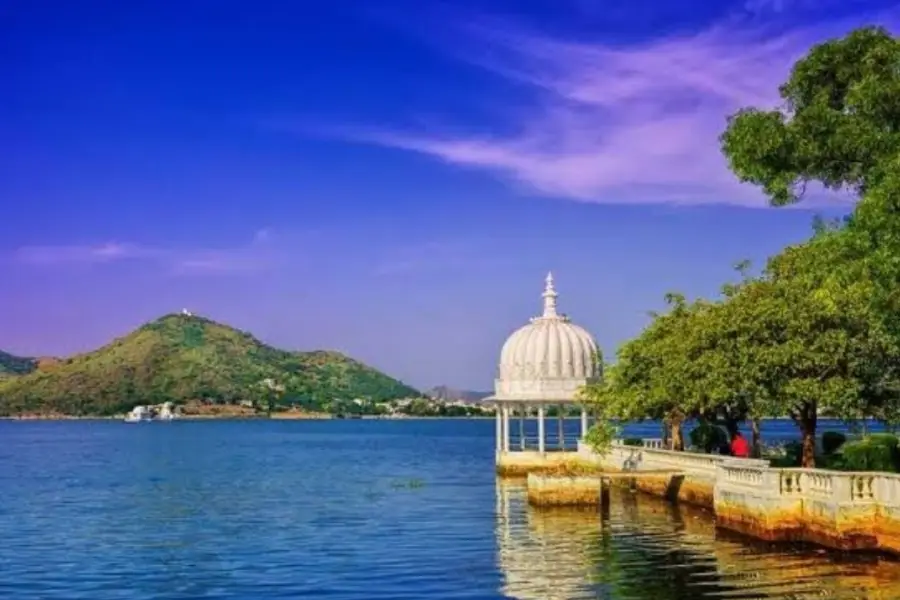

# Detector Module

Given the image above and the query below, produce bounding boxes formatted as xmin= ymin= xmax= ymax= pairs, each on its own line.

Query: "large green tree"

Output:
xmin=583 ymin=231 xmax=899 ymax=466
xmin=721 ymin=26 xmax=900 ymax=206
xmin=717 ymin=231 xmax=899 ymax=466
xmin=720 ymin=25 xmax=900 ymax=342
xmin=718 ymin=26 xmax=900 ymax=464
xmin=581 ymin=294 xmax=714 ymax=451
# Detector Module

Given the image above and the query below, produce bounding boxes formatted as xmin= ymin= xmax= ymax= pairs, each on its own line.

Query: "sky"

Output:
xmin=2 ymin=0 xmax=898 ymax=391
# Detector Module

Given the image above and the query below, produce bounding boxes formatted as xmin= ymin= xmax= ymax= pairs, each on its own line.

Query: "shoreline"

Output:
xmin=0 ymin=414 xmax=496 ymax=422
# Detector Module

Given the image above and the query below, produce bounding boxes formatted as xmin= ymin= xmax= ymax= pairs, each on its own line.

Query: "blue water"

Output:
xmin=2 ymin=418 xmax=899 ymax=600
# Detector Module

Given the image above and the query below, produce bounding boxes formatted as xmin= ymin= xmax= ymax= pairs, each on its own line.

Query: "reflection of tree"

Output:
xmin=587 ymin=490 xmax=734 ymax=600
xmin=495 ymin=479 xmax=900 ymax=600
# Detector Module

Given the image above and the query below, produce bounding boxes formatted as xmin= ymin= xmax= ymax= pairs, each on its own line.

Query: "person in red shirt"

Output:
xmin=729 ymin=430 xmax=751 ymax=458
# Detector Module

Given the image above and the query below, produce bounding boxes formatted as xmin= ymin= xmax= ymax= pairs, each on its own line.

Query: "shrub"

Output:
xmin=777 ymin=441 xmax=803 ymax=467
xmin=622 ymin=437 xmax=644 ymax=447
xmin=867 ymin=433 xmax=899 ymax=445
xmin=689 ymin=422 xmax=729 ymax=454
xmin=585 ymin=421 xmax=619 ymax=455
xmin=840 ymin=434 xmax=900 ymax=473
xmin=821 ymin=431 xmax=847 ymax=455
xmin=818 ymin=452 xmax=846 ymax=470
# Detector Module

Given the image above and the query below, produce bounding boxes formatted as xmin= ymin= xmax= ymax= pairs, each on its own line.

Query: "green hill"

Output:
xmin=0 ymin=351 xmax=37 ymax=377
xmin=0 ymin=313 xmax=422 ymax=416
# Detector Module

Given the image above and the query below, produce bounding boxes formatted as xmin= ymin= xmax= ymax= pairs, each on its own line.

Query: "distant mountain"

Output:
xmin=427 ymin=385 xmax=492 ymax=403
xmin=0 ymin=351 xmax=37 ymax=377
xmin=0 ymin=313 xmax=422 ymax=416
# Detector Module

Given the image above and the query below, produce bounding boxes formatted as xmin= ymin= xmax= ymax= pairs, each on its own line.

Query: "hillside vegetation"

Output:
xmin=0 ymin=313 xmax=421 ymax=416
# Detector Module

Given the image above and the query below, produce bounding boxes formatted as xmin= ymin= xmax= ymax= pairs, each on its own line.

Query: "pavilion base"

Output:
xmin=496 ymin=450 xmax=594 ymax=477
xmin=526 ymin=473 xmax=604 ymax=506
xmin=526 ymin=471 xmax=682 ymax=507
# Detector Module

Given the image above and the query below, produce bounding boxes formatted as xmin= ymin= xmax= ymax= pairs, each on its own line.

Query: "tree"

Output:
xmin=718 ymin=26 xmax=900 ymax=464
xmin=255 ymin=378 xmax=285 ymax=415
xmin=719 ymin=27 xmax=900 ymax=345
xmin=720 ymin=26 xmax=900 ymax=207
xmin=715 ymin=231 xmax=900 ymax=467
xmin=580 ymin=294 xmax=710 ymax=451
xmin=685 ymin=299 xmax=755 ymax=443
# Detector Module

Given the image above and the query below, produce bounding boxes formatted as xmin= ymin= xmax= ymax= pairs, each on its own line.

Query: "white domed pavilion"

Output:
xmin=488 ymin=273 xmax=601 ymax=466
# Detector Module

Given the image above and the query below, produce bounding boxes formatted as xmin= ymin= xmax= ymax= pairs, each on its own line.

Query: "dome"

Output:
xmin=493 ymin=273 xmax=600 ymax=402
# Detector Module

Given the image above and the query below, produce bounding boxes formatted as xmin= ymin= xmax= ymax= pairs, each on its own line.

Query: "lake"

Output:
xmin=2 ymin=418 xmax=899 ymax=599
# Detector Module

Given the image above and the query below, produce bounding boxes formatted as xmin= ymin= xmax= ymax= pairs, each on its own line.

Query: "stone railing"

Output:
xmin=577 ymin=440 xmax=770 ymax=508
xmin=611 ymin=438 xmax=664 ymax=449
xmin=775 ymin=468 xmax=888 ymax=503
xmin=587 ymin=441 xmax=769 ymax=478
xmin=574 ymin=436 xmax=900 ymax=554
xmin=715 ymin=463 xmax=900 ymax=553
xmin=716 ymin=462 xmax=770 ymax=489
xmin=875 ymin=472 xmax=900 ymax=504
xmin=581 ymin=437 xmax=897 ymax=506
xmin=713 ymin=465 xmax=893 ymax=504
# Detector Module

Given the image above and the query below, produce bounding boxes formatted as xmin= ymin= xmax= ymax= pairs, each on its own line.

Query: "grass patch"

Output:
xmin=390 ymin=478 xmax=425 ymax=489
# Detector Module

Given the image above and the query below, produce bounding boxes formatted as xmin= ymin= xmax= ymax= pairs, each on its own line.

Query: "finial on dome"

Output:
xmin=542 ymin=271 xmax=558 ymax=318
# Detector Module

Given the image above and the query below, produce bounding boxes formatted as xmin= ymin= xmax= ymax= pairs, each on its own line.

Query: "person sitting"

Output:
xmin=729 ymin=428 xmax=751 ymax=458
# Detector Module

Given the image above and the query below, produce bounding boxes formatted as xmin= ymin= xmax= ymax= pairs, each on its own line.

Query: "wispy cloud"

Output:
xmin=14 ymin=242 xmax=162 ymax=265
xmin=308 ymin=6 xmax=893 ymax=207
xmin=13 ymin=229 xmax=277 ymax=275
xmin=742 ymin=0 xmax=855 ymax=16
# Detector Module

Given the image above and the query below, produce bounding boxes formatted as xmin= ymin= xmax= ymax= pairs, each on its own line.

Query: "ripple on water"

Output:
xmin=2 ymin=419 xmax=900 ymax=599
xmin=496 ymin=479 xmax=900 ymax=600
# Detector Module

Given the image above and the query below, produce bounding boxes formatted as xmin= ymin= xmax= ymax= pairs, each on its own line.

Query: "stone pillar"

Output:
xmin=495 ymin=403 xmax=502 ymax=453
xmin=538 ymin=404 xmax=546 ymax=455
xmin=558 ymin=406 xmax=565 ymax=450
xmin=580 ymin=406 xmax=588 ymax=440
xmin=502 ymin=405 xmax=510 ymax=452
xmin=518 ymin=404 xmax=526 ymax=450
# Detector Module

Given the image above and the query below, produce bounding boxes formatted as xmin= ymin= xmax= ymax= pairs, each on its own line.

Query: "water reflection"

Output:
xmin=495 ymin=479 xmax=900 ymax=599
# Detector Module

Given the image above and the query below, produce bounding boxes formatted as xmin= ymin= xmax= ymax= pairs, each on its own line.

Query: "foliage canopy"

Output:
xmin=583 ymin=27 xmax=900 ymax=468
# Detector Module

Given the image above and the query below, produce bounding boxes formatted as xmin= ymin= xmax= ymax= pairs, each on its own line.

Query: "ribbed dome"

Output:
xmin=493 ymin=273 xmax=600 ymax=402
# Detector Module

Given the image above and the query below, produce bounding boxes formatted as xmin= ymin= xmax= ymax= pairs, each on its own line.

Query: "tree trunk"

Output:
xmin=798 ymin=403 xmax=817 ymax=468
xmin=661 ymin=420 xmax=670 ymax=448
xmin=722 ymin=414 xmax=739 ymax=437
xmin=751 ymin=418 xmax=762 ymax=458
xmin=670 ymin=416 xmax=684 ymax=452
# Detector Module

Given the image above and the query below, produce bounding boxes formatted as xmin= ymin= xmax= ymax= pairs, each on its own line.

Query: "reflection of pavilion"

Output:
xmin=494 ymin=479 xmax=900 ymax=600
xmin=495 ymin=479 xmax=598 ymax=600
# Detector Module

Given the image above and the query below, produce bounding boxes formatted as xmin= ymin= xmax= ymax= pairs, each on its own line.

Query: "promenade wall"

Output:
xmin=521 ymin=440 xmax=900 ymax=555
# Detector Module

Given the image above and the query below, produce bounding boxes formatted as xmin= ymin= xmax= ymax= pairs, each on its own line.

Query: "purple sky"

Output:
xmin=2 ymin=0 xmax=895 ymax=390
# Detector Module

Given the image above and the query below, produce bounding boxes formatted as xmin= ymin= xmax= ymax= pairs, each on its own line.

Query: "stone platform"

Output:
xmin=495 ymin=450 xmax=591 ymax=477
xmin=526 ymin=470 xmax=679 ymax=507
